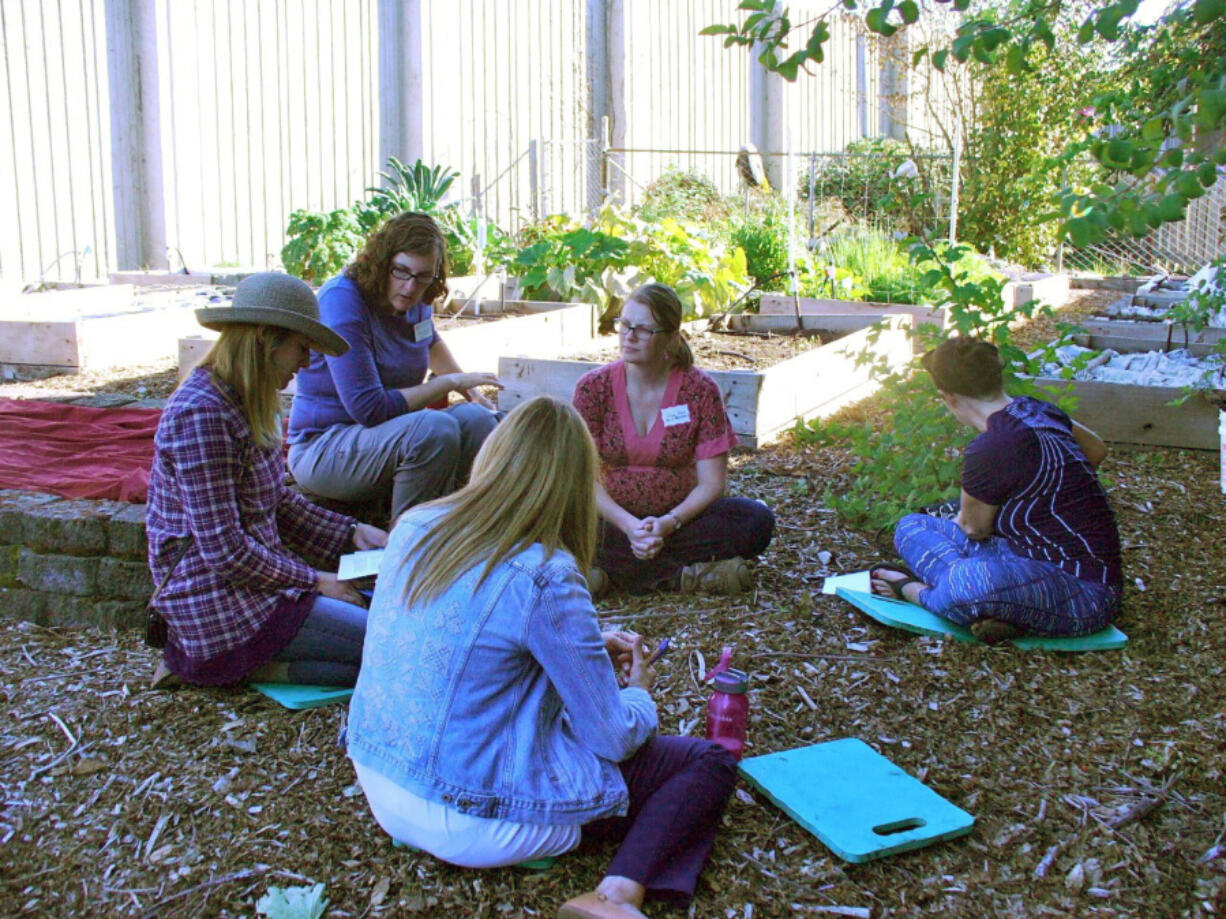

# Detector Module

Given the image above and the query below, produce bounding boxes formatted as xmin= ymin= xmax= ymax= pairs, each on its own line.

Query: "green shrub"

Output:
xmin=281 ymin=157 xmax=511 ymax=283
xmin=511 ymin=205 xmax=748 ymax=320
xmin=280 ymin=208 xmax=365 ymax=285
xmin=729 ymin=209 xmax=791 ymax=287
xmin=636 ymin=167 xmax=728 ymax=225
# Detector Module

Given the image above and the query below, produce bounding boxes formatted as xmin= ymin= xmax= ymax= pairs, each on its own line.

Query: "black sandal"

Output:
xmin=870 ymin=566 xmax=922 ymax=602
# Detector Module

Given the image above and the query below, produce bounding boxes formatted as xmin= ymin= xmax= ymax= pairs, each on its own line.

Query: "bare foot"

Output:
xmin=870 ymin=567 xmax=925 ymax=603
xmin=595 ymin=875 xmax=648 ymax=916
xmin=558 ymin=889 xmax=648 ymax=918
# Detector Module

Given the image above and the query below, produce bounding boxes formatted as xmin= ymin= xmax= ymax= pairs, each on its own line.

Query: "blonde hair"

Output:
xmin=198 ymin=324 xmax=290 ymax=449
xmin=629 ymin=282 xmax=694 ymax=370
xmin=400 ymin=396 xmax=599 ymax=607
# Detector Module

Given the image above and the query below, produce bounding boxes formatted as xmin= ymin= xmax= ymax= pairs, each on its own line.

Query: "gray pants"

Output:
xmin=288 ymin=403 xmax=497 ymax=521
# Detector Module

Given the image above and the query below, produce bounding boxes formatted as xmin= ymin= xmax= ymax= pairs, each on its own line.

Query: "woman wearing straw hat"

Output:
xmin=288 ymin=212 xmax=501 ymax=523
xmin=146 ymin=272 xmax=387 ymax=689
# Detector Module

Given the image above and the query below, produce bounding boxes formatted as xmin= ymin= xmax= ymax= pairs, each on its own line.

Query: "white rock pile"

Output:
xmin=1036 ymin=343 xmax=1225 ymax=389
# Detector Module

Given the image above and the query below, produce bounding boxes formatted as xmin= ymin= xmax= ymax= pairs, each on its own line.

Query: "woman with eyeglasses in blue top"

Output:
xmin=572 ymin=283 xmax=774 ymax=597
xmin=288 ymin=212 xmax=501 ymax=522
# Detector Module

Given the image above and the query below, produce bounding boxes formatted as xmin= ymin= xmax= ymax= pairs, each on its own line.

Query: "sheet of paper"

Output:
xmin=821 ymin=569 xmax=872 ymax=596
xmin=338 ymin=549 xmax=385 ymax=582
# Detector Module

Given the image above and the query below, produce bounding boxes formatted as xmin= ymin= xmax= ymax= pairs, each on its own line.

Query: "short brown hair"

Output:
xmin=627 ymin=283 xmax=694 ymax=370
xmin=346 ymin=212 xmax=448 ymax=310
xmin=921 ymin=336 xmax=1004 ymax=399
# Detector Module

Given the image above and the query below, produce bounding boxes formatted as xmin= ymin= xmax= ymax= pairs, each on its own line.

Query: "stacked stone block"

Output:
xmin=0 ymin=489 xmax=150 ymax=631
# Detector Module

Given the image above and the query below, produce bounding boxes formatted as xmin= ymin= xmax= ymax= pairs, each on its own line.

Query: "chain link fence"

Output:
xmin=1061 ymin=179 xmax=1226 ymax=276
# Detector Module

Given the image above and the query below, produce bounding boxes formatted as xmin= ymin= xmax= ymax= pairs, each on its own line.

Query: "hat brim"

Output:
xmin=195 ymin=306 xmax=349 ymax=357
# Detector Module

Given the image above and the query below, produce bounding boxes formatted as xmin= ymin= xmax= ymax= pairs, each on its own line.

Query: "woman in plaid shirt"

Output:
xmin=146 ymin=273 xmax=387 ymax=688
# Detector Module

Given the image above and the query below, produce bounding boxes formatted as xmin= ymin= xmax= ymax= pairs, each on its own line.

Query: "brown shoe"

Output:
xmin=679 ymin=557 xmax=751 ymax=595
xmin=970 ymin=618 xmax=1023 ymax=645
xmin=586 ymin=567 xmax=609 ymax=598
xmin=150 ymin=660 xmax=182 ymax=690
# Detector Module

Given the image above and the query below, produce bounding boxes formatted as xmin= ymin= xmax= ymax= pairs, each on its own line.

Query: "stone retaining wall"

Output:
xmin=0 ymin=490 xmax=150 ymax=631
xmin=0 ymin=487 xmax=388 ymax=633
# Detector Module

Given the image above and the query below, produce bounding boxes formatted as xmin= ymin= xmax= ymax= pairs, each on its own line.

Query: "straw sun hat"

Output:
xmin=195 ymin=272 xmax=348 ymax=356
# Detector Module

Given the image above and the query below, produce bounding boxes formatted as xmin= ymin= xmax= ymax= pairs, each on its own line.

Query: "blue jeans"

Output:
xmin=894 ymin=514 xmax=1120 ymax=636
xmin=273 ymin=595 xmax=368 ymax=686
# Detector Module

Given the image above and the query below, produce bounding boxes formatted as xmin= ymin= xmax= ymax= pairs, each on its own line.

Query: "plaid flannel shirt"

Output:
xmin=146 ymin=369 xmax=354 ymax=663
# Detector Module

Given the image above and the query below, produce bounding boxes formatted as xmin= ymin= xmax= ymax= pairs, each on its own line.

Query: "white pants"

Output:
xmin=353 ymin=762 xmax=581 ymax=869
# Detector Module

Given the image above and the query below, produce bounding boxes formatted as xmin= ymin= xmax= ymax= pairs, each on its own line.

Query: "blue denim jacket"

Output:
xmin=347 ymin=508 xmax=658 ymax=825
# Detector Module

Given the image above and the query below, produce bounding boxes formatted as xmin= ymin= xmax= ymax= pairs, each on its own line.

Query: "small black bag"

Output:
xmin=145 ymin=539 xmax=192 ymax=650
xmin=144 ymin=608 xmax=168 ymax=649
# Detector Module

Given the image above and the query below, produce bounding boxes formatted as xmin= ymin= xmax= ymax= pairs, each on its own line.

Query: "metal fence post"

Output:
xmin=528 ymin=140 xmax=541 ymax=222
xmin=949 ymin=117 xmax=961 ymax=245
xmin=471 ymin=173 xmax=485 ymax=277
xmin=105 ymin=0 xmax=166 ymax=270
xmin=379 ymin=0 xmax=423 ymax=171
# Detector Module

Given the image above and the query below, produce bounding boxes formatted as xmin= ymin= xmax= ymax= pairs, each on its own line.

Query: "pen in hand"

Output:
xmin=647 ymin=638 xmax=670 ymax=666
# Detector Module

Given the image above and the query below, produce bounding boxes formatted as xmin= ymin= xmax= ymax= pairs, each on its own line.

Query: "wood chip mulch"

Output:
xmin=2 ymin=292 xmax=1224 ymax=918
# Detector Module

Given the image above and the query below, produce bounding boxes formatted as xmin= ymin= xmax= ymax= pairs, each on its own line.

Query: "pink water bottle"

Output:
xmin=705 ymin=668 xmax=750 ymax=759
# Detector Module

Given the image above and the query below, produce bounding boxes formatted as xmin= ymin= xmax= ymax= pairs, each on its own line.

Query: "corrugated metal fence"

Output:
xmin=6 ymin=1 xmax=1212 ymax=287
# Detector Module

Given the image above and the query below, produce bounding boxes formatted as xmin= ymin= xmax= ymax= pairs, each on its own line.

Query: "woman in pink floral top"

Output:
xmin=573 ymin=283 xmax=774 ymax=594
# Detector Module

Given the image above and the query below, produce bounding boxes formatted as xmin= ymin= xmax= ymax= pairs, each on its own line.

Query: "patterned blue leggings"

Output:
xmin=893 ymin=514 xmax=1120 ymax=637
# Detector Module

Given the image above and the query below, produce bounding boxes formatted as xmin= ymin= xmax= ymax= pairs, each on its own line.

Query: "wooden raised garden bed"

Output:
xmin=1074 ymin=316 xmax=1226 ymax=359
xmin=178 ymin=300 xmax=601 ymax=381
xmin=1040 ymin=316 xmax=1225 ymax=451
xmin=0 ymin=284 xmax=208 ymax=373
xmin=1030 ymin=376 xmax=1222 ymax=451
xmin=497 ymin=315 xmax=914 ymax=449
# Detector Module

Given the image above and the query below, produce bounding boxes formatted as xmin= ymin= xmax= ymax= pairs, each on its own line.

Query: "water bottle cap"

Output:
xmin=712 ymin=668 xmax=748 ymax=694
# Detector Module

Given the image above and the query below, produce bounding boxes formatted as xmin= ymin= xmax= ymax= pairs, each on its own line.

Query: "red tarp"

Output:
xmin=0 ymin=398 xmax=161 ymax=502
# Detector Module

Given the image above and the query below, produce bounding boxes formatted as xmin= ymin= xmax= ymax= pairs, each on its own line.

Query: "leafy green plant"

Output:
xmin=280 ymin=208 xmax=365 ymax=284
xmin=729 ymin=208 xmax=791 ymax=287
xmin=511 ymin=205 xmax=749 ymax=320
xmin=636 ymin=167 xmax=729 ymax=225
xmin=281 ymin=157 xmax=510 ymax=283
xmin=357 ymin=157 xmax=458 ymax=227
xmin=256 ymin=883 xmax=328 ymax=919
xmin=1168 ymin=258 xmax=1225 ymax=333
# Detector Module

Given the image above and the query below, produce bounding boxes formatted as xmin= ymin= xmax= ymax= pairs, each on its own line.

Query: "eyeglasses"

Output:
xmin=389 ymin=264 xmax=440 ymax=285
xmin=615 ymin=318 xmax=668 ymax=339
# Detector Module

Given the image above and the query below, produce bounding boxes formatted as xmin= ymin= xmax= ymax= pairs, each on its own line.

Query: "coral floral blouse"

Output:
xmin=573 ymin=362 xmax=737 ymax=518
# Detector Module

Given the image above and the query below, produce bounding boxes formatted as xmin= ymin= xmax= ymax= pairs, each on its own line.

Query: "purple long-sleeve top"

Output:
xmin=146 ymin=368 xmax=355 ymax=682
xmin=288 ymin=274 xmax=437 ymax=442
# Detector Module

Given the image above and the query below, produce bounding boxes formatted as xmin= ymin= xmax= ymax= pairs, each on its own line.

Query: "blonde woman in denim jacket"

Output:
xmin=347 ymin=396 xmax=738 ymax=919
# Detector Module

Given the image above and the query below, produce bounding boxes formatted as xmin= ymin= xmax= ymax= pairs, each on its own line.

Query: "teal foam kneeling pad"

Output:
xmin=739 ymin=738 xmax=974 ymax=863
xmin=250 ymin=683 xmax=354 ymax=710
xmin=835 ymin=588 xmax=1127 ymax=651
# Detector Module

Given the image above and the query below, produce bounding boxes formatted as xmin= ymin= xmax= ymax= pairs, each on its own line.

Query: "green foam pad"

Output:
xmin=835 ymin=587 xmax=1127 ymax=651
xmin=739 ymin=738 xmax=975 ymax=863
xmin=250 ymin=683 xmax=354 ymax=710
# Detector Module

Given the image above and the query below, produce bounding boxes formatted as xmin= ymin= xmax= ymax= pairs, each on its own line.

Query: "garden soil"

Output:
xmin=1 ymin=291 xmax=1223 ymax=918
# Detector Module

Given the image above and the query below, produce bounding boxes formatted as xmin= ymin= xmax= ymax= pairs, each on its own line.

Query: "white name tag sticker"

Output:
xmin=412 ymin=318 xmax=434 ymax=342
xmin=661 ymin=404 xmax=691 ymax=427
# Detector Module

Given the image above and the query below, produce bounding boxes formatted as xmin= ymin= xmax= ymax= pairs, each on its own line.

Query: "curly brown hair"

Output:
xmin=345 ymin=211 xmax=449 ymax=310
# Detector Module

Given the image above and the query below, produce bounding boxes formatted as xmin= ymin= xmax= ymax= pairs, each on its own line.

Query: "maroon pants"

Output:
xmin=598 ymin=497 xmax=775 ymax=592
xmin=583 ymin=736 xmax=738 ymax=906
